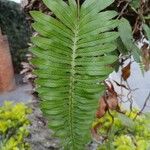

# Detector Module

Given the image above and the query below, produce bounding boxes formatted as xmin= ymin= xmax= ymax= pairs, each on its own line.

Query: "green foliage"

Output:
xmin=0 ymin=0 xmax=31 ymax=72
xmin=143 ymin=24 xmax=150 ymax=41
xmin=30 ymin=0 xmax=119 ymax=149
xmin=96 ymin=109 xmax=150 ymax=150
xmin=118 ymin=18 xmax=141 ymax=62
xmin=130 ymin=0 xmax=140 ymax=10
xmin=116 ymin=0 xmax=150 ymax=72
xmin=0 ymin=101 xmax=31 ymax=150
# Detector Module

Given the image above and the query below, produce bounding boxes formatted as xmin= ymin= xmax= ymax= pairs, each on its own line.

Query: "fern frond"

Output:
xmin=31 ymin=0 xmax=118 ymax=149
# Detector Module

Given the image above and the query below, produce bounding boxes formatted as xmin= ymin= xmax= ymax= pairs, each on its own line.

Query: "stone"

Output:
xmin=0 ymin=29 xmax=16 ymax=92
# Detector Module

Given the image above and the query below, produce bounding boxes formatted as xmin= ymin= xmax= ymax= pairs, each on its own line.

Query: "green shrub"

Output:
xmin=94 ymin=109 xmax=150 ymax=150
xmin=0 ymin=101 xmax=31 ymax=150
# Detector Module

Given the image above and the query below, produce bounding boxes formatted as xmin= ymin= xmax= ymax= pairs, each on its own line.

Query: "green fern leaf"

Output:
xmin=30 ymin=0 xmax=118 ymax=149
xmin=118 ymin=18 xmax=141 ymax=63
xmin=143 ymin=24 xmax=150 ymax=41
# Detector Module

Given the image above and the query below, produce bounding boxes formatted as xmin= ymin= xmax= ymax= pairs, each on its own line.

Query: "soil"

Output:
xmin=26 ymin=99 xmax=60 ymax=150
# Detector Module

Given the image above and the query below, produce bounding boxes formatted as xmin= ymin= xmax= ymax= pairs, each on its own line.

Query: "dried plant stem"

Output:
xmin=117 ymin=1 xmax=129 ymax=19
xmin=134 ymin=92 xmax=150 ymax=120
xmin=103 ymin=97 xmax=114 ymax=134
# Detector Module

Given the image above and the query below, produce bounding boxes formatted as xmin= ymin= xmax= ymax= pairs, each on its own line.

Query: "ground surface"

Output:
xmin=26 ymin=100 xmax=60 ymax=150
xmin=0 ymin=75 xmax=32 ymax=105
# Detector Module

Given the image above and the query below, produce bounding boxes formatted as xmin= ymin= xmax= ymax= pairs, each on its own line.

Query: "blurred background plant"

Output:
xmin=93 ymin=107 xmax=150 ymax=150
xmin=0 ymin=101 xmax=31 ymax=150
xmin=0 ymin=0 xmax=31 ymax=73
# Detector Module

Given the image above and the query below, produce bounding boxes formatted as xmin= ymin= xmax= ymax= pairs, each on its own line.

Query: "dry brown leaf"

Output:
xmin=96 ymin=81 xmax=119 ymax=118
xmin=121 ymin=62 xmax=131 ymax=81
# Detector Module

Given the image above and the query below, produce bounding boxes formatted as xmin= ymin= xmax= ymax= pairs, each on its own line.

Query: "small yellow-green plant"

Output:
xmin=95 ymin=109 xmax=150 ymax=150
xmin=0 ymin=101 xmax=31 ymax=150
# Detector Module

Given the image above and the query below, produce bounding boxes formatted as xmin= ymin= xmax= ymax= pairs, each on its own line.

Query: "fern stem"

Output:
xmin=69 ymin=26 xmax=79 ymax=149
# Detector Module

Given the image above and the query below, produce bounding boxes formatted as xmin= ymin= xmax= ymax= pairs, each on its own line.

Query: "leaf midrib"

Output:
xmin=69 ymin=26 xmax=79 ymax=147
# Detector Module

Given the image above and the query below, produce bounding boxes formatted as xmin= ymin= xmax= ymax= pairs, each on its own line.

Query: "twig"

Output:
xmin=134 ymin=92 xmax=150 ymax=120
xmin=117 ymin=1 xmax=130 ymax=19
xmin=107 ymin=109 xmax=115 ymax=134
xmin=132 ymin=16 xmax=140 ymax=34
xmin=103 ymin=97 xmax=115 ymax=134
xmin=117 ymin=0 xmax=125 ymax=7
